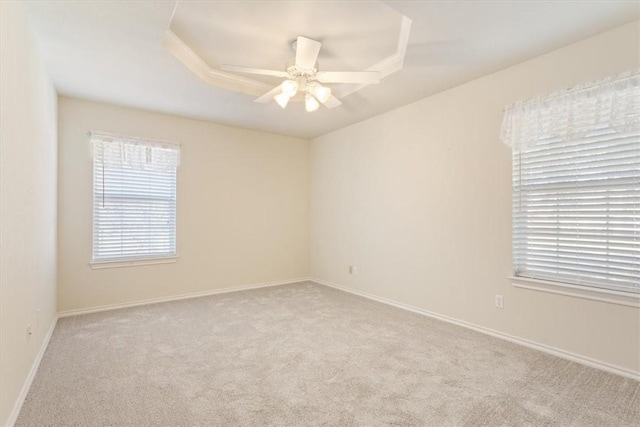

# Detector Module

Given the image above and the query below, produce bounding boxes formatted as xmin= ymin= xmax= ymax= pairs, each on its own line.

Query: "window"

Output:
xmin=91 ymin=133 xmax=180 ymax=263
xmin=512 ymin=130 xmax=639 ymax=294
xmin=503 ymin=70 xmax=639 ymax=295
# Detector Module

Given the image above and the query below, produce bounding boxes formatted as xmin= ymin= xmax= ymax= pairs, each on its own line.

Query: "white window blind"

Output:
xmin=504 ymin=70 xmax=640 ymax=295
xmin=513 ymin=130 xmax=639 ymax=294
xmin=91 ymin=133 xmax=180 ymax=263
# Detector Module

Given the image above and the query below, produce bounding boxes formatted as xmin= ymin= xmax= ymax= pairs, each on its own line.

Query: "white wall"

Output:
xmin=311 ymin=22 xmax=640 ymax=374
xmin=57 ymin=97 xmax=310 ymax=313
xmin=0 ymin=2 xmax=59 ymax=425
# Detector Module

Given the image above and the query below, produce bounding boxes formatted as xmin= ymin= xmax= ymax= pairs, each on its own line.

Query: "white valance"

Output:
xmin=90 ymin=132 xmax=181 ymax=171
xmin=501 ymin=69 xmax=640 ymax=150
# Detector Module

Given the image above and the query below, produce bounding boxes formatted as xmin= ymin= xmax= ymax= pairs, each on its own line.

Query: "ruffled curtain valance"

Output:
xmin=501 ymin=69 xmax=640 ymax=150
xmin=90 ymin=132 xmax=181 ymax=172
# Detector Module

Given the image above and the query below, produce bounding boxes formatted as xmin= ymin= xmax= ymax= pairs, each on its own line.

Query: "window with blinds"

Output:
xmin=513 ymin=130 xmax=639 ymax=294
xmin=92 ymin=133 xmax=180 ymax=263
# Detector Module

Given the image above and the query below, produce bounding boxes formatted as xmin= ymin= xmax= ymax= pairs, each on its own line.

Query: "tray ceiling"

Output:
xmin=165 ymin=1 xmax=410 ymax=101
xmin=24 ymin=1 xmax=640 ymax=139
xmin=170 ymin=1 xmax=402 ymax=74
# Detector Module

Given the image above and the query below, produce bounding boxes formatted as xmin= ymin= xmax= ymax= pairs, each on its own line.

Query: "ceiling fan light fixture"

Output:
xmin=313 ymin=85 xmax=331 ymax=103
xmin=274 ymin=92 xmax=290 ymax=109
xmin=305 ymin=93 xmax=320 ymax=112
xmin=281 ymin=79 xmax=298 ymax=97
xmin=228 ymin=36 xmax=361 ymax=110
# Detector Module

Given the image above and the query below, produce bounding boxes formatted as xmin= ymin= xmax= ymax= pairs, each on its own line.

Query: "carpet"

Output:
xmin=16 ymin=281 xmax=640 ymax=426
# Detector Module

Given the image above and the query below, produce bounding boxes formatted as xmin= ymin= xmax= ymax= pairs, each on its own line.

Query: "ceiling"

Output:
xmin=25 ymin=1 xmax=639 ymax=139
xmin=164 ymin=1 xmax=410 ymax=101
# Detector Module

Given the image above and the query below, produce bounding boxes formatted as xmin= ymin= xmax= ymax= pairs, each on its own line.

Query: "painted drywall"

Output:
xmin=57 ymin=98 xmax=309 ymax=312
xmin=0 ymin=2 xmax=59 ymax=425
xmin=311 ymin=21 xmax=640 ymax=373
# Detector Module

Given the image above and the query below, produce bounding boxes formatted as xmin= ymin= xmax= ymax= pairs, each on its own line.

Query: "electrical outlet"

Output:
xmin=495 ymin=295 xmax=504 ymax=309
xmin=348 ymin=265 xmax=358 ymax=275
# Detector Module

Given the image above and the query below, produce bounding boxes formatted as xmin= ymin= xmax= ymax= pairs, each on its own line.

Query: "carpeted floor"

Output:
xmin=16 ymin=281 xmax=640 ymax=426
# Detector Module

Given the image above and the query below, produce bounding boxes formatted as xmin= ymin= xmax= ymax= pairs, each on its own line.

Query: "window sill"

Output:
xmin=90 ymin=256 xmax=178 ymax=270
xmin=510 ymin=276 xmax=640 ymax=308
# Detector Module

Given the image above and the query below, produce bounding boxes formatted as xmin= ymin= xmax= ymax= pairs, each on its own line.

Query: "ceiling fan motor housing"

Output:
xmin=285 ymin=56 xmax=318 ymax=78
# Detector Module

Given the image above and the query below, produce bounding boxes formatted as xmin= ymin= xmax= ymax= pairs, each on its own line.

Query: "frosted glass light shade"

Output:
xmin=274 ymin=92 xmax=290 ymax=109
xmin=281 ymin=80 xmax=298 ymax=97
xmin=305 ymin=94 xmax=320 ymax=112
xmin=313 ymin=85 xmax=331 ymax=103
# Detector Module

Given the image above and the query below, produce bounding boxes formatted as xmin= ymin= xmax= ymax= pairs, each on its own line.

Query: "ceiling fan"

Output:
xmin=221 ymin=36 xmax=381 ymax=112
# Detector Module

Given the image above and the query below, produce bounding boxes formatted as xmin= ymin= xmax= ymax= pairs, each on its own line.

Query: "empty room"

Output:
xmin=1 ymin=0 xmax=639 ymax=425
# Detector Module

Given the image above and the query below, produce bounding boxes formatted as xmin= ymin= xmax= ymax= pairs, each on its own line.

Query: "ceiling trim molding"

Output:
xmin=163 ymin=30 xmax=272 ymax=96
xmin=336 ymin=15 xmax=412 ymax=98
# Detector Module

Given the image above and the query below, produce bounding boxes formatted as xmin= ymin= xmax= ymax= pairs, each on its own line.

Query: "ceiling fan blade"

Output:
xmin=320 ymin=94 xmax=342 ymax=109
xmin=295 ymin=36 xmax=321 ymax=70
xmin=316 ymin=71 xmax=380 ymax=84
xmin=221 ymin=64 xmax=288 ymax=78
xmin=254 ymin=86 xmax=282 ymax=103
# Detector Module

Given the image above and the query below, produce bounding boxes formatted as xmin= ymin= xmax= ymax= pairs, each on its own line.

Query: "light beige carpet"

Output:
xmin=16 ymin=282 xmax=639 ymax=426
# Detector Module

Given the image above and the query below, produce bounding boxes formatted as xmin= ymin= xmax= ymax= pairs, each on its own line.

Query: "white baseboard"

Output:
xmin=5 ymin=315 xmax=58 ymax=427
xmin=311 ymin=278 xmax=640 ymax=382
xmin=58 ymin=277 xmax=311 ymax=318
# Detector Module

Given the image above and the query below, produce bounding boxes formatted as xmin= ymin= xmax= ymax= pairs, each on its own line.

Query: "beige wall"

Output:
xmin=57 ymin=97 xmax=310 ymax=313
xmin=0 ymin=2 xmax=59 ymax=425
xmin=311 ymin=22 xmax=640 ymax=374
